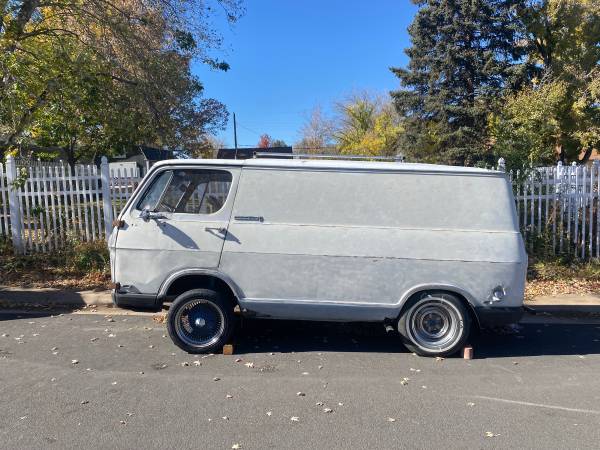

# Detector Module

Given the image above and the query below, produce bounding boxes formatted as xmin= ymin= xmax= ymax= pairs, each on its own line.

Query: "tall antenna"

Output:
xmin=233 ymin=112 xmax=238 ymax=159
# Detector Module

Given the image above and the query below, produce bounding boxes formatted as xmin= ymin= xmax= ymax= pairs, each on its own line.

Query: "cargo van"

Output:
xmin=108 ymin=158 xmax=527 ymax=356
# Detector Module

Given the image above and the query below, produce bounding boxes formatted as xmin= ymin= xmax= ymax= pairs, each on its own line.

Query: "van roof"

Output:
xmin=152 ymin=158 xmax=503 ymax=176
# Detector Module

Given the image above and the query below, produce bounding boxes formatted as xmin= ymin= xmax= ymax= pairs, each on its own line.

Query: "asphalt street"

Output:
xmin=1 ymin=310 xmax=599 ymax=449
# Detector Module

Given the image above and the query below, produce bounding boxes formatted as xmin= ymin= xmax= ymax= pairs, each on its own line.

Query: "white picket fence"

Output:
xmin=2 ymin=156 xmax=600 ymax=258
xmin=0 ymin=155 xmax=140 ymax=254
xmin=507 ymin=160 xmax=600 ymax=259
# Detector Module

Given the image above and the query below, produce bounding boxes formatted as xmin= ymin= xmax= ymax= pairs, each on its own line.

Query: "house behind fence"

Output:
xmin=1 ymin=156 xmax=600 ymax=259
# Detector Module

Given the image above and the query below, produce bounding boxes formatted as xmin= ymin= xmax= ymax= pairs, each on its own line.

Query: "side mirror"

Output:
xmin=140 ymin=208 xmax=151 ymax=221
xmin=140 ymin=208 xmax=167 ymax=222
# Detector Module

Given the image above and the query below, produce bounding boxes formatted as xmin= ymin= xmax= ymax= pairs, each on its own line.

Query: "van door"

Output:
xmin=113 ymin=166 xmax=239 ymax=295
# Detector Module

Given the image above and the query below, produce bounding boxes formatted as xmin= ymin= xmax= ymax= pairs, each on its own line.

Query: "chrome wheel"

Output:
xmin=174 ymin=298 xmax=226 ymax=349
xmin=405 ymin=296 xmax=464 ymax=352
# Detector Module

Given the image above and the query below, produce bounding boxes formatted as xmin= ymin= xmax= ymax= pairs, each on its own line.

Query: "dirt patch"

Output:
xmin=525 ymin=279 xmax=600 ymax=301
xmin=1 ymin=269 xmax=110 ymax=290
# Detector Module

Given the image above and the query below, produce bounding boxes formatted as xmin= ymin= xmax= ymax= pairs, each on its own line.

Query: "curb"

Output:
xmin=0 ymin=286 xmax=113 ymax=307
xmin=524 ymin=303 xmax=600 ymax=320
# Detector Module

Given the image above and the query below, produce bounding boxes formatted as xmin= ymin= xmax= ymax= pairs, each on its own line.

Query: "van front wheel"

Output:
xmin=167 ymin=289 xmax=234 ymax=354
xmin=397 ymin=292 xmax=470 ymax=357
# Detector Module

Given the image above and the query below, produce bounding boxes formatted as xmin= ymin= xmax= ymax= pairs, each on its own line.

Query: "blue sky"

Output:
xmin=194 ymin=0 xmax=418 ymax=148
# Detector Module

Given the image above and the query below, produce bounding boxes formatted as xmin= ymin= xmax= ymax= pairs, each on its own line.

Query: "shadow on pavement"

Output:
xmin=474 ymin=322 xmax=600 ymax=358
xmin=232 ymin=315 xmax=600 ymax=358
xmin=0 ymin=288 xmax=88 ymax=320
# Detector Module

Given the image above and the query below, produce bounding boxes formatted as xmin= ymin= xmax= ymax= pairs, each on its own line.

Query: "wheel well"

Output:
xmin=163 ymin=275 xmax=237 ymax=306
xmin=400 ymin=289 xmax=480 ymax=329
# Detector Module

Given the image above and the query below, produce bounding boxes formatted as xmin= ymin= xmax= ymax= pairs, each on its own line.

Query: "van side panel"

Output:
xmin=220 ymin=168 xmax=525 ymax=321
xmin=227 ymin=168 xmax=518 ymax=231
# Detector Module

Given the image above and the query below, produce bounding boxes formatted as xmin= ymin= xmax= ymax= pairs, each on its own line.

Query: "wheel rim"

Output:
xmin=174 ymin=299 xmax=226 ymax=349
xmin=406 ymin=297 xmax=463 ymax=352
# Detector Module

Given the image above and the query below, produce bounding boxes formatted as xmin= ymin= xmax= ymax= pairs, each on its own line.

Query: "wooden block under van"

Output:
xmin=223 ymin=344 xmax=234 ymax=355
xmin=463 ymin=345 xmax=474 ymax=360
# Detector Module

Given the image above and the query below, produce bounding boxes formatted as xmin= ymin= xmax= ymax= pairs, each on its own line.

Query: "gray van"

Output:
xmin=108 ymin=158 xmax=526 ymax=356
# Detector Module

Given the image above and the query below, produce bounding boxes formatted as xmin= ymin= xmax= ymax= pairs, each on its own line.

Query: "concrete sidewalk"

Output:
xmin=525 ymin=293 xmax=600 ymax=314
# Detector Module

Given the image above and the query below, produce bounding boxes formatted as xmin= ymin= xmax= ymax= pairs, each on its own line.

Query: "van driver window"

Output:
xmin=137 ymin=169 xmax=232 ymax=215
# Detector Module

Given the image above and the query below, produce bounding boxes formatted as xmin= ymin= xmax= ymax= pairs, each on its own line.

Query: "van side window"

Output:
xmin=137 ymin=169 xmax=233 ymax=215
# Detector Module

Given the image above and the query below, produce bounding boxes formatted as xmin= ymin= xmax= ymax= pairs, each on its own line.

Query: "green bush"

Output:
xmin=65 ymin=240 xmax=110 ymax=272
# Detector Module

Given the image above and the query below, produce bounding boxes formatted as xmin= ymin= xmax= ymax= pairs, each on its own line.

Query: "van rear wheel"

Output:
xmin=397 ymin=292 xmax=470 ymax=357
xmin=167 ymin=289 xmax=234 ymax=354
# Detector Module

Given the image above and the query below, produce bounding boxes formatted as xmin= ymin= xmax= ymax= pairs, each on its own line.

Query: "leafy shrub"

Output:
xmin=65 ymin=240 xmax=110 ymax=272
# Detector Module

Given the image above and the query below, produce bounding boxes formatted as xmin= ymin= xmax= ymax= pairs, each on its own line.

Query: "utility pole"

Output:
xmin=233 ymin=112 xmax=238 ymax=159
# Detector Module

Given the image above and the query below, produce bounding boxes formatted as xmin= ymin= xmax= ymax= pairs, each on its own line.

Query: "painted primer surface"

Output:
xmin=111 ymin=160 xmax=526 ymax=321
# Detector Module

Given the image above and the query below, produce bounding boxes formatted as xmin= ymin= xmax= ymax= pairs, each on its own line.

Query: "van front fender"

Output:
xmin=157 ymin=268 xmax=245 ymax=301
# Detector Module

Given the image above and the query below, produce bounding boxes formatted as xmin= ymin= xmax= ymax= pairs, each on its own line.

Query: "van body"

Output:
xmin=109 ymin=159 xmax=527 ymax=356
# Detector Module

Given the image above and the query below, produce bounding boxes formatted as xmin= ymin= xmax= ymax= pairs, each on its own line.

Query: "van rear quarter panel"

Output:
xmin=221 ymin=167 xmax=526 ymax=321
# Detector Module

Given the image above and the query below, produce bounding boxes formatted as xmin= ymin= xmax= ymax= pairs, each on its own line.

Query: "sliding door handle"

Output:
xmin=234 ymin=216 xmax=264 ymax=222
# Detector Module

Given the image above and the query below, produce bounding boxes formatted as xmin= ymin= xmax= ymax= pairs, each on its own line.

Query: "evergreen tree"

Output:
xmin=391 ymin=0 xmax=529 ymax=165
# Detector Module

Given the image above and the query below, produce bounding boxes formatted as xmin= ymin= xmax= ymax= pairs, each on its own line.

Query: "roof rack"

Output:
xmin=253 ymin=152 xmax=404 ymax=162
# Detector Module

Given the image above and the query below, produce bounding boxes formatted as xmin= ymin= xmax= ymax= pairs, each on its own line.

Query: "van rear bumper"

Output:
xmin=112 ymin=290 xmax=160 ymax=311
xmin=474 ymin=306 xmax=524 ymax=328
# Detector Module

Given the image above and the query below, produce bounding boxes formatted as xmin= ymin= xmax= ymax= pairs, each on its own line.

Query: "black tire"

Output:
xmin=167 ymin=289 xmax=235 ymax=354
xmin=397 ymin=291 xmax=471 ymax=357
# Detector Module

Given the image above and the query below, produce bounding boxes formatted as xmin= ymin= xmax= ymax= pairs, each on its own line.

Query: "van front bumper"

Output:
xmin=474 ymin=306 xmax=524 ymax=328
xmin=112 ymin=290 xmax=161 ymax=311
